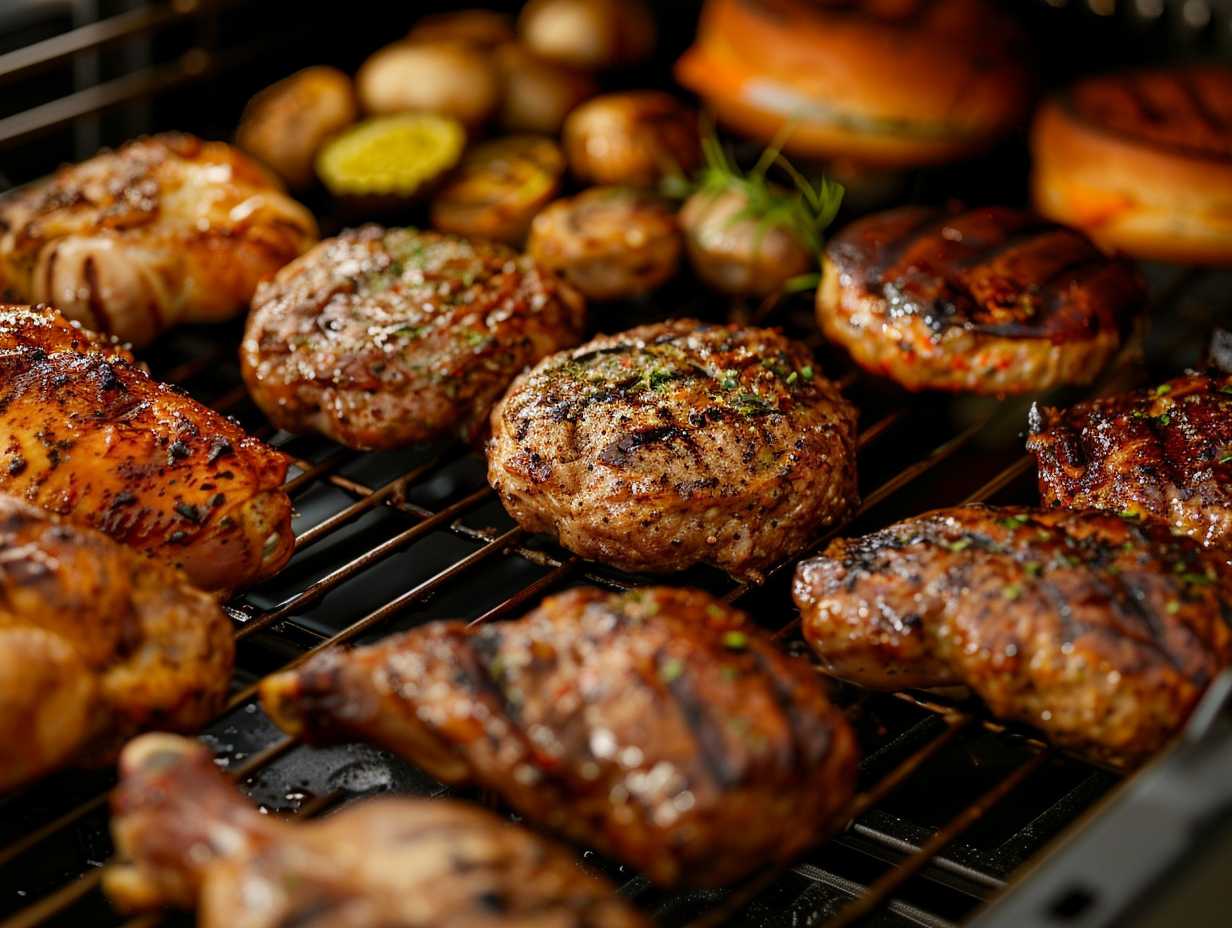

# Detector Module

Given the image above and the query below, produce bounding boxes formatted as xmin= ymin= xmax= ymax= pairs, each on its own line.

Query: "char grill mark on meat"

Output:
xmin=487 ymin=319 xmax=859 ymax=581
xmin=793 ymin=505 xmax=1232 ymax=766
xmin=1029 ymin=369 xmax=1232 ymax=552
xmin=259 ymin=586 xmax=859 ymax=888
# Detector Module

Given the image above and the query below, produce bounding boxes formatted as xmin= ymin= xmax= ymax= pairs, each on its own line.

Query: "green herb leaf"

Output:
xmin=660 ymin=658 xmax=684 ymax=683
xmin=944 ymin=538 xmax=972 ymax=553
xmin=1002 ymin=583 xmax=1023 ymax=601
xmin=722 ymin=631 xmax=749 ymax=650
xmin=1154 ymin=383 xmax=1172 ymax=396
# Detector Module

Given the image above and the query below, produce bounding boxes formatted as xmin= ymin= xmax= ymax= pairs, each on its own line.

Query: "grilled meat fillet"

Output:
xmin=260 ymin=586 xmax=858 ymax=887
xmin=487 ymin=320 xmax=859 ymax=581
xmin=0 ymin=304 xmax=292 ymax=592
xmin=242 ymin=226 xmax=587 ymax=449
xmin=793 ymin=505 xmax=1232 ymax=766
xmin=0 ymin=497 xmax=231 ymax=791
xmin=0 ymin=133 xmax=317 ymax=346
xmin=105 ymin=733 xmax=646 ymax=927
xmin=818 ymin=206 xmax=1146 ymax=394
xmin=1028 ymin=371 xmax=1232 ymax=552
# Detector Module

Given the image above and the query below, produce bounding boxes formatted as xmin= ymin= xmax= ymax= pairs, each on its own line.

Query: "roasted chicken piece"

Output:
xmin=487 ymin=320 xmax=858 ymax=581
xmin=243 ymin=226 xmax=586 ymax=450
xmin=0 ymin=134 xmax=317 ymax=346
xmin=261 ymin=586 xmax=858 ymax=887
xmin=106 ymin=733 xmax=646 ymax=927
xmin=0 ymin=497 xmax=231 ymax=791
xmin=818 ymin=205 xmax=1146 ymax=394
xmin=0 ymin=305 xmax=292 ymax=592
xmin=1028 ymin=371 xmax=1232 ymax=553
xmin=793 ymin=505 xmax=1232 ymax=766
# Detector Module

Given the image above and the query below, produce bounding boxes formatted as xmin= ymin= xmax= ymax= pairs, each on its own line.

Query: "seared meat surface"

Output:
xmin=0 ymin=134 xmax=317 ymax=346
xmin=0 ymin=498 xmax=231 ymax=791
xmin=0 ymin=305 xmax=292 ymax=592
xmin=794 ymin=505 xmax=1232 ymax=766
xmin=243 ymin=226 xmax=586 ymax=449
xmin=260 ymin=586 xmax=858 ymax=887
xmin=106 ymin=734 xmax=645 ymax=927
xmin=1029 ymin=371 xmax=1232 ymax=552
xmin=818 ymin=206 xmax=1146 ymax=393
xmin=487 ymin=320 xmax=858 ymax=581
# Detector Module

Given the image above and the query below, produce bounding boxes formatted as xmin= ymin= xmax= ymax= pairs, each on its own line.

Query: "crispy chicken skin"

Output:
xmin=0 ymin=305 xmax=292 ymax=592
xmin=105 ymin=733 xmax=646 ymax=927
xmin=487 ymin=320 xmax=859 ymax=581
xmin=260 ymin=587 xmax=857 ymax=887
xmin=242 ymin=226 xmax=587 ymax=450
xmin=0 ymin=497 xmax=232 ymax=792
xmin=818 ymin=205 xmax=1146 ymax=394
xmin=1028 ymin=371 xmax=1232 ymax=553
xmin=0 ymin=133 xmax=317 ymax=346
xmin=793 ymin=505 xmax=1232 ymax=766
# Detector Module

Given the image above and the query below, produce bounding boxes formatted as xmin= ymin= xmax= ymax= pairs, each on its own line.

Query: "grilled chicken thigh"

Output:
xmin=0 ymin=497 xmax=231 ymax=791
xmin=242 ymin=226 xmax=587 ymax=449
xmin=1029 ymin=370 xmax=1232 ymax=552
xmin=794 ymin=505 xmax=1232 ymax=766
xmin=487 ymin=320 xmax=858 ymax=581
xmin=260 ymin=586 xmax=858 ymax=887
xmin=106 ymin=733 xmax=646 ymax=927
xmin=0 ymin=134 xmax=317 ymax=346
xmin=0 ymin=305 xmax=292 ymax=592
xmin=818 ymin=205 xmax=1146 ymax=394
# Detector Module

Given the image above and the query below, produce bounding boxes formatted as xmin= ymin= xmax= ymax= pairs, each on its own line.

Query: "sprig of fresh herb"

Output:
xmin=674 ymin=122 xmax=846 ymax=255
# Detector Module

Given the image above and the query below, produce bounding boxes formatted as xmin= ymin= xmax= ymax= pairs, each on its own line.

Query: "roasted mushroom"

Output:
xmin=356 ymin=40 xmax=500 ymax=129
xmin=528 ymin=186 xmax=681 ymax=299
xmin=563 ymin=91 xmax=700 ymax=187
xmin=518 ymin=0 xmax=655 ymax=70
xmin=496 ymin=42 xmax=596 ymax=134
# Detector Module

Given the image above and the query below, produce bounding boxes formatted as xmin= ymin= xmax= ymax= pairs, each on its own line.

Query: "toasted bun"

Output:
xmin=675 ymin=0 xmax=1032 ymax=167
xmin=1032 ymin=67 xmax=1232 ymax=264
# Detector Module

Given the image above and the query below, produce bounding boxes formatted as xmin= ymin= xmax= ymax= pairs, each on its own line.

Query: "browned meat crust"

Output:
xmin=106 ymin=734 xmax=646 ymax=926
xmin=793 ymin=505 xmax=1232 ymax=766
xmin=1028 ymin=370 xmax=1232 ymax=552
xmin=0 ymin=497 xmax=232 ymax=791
xmin=818 ymin=205 xmax=1146 ymax=393
xmin=486 ymin=319 xmax=859 ymax=581
xmin=260 ymin=586 xmax=858 ymax=888
xmin=242 ymin=226 xmax=587 ymax=449
xmin=0 ymin=304 xmax=291 ymax=592
xmin=0 ymin=133 xmax=317 ymax=346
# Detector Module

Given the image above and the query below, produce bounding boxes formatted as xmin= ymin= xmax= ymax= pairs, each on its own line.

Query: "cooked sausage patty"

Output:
xmin=818 ymin=206 xmax=1146 ymax=394
xmin=487 ymin=319 xmax=858 ymax=581
xmin=1029 ymin=370 xmax=1232 ymax=552
xmin=242 ymin=226 xmax=586 ymax=449
xmin=794 ymin=505 xmax=1232 ymax=766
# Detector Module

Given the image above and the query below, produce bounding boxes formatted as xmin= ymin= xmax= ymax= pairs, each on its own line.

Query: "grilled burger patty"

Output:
xmin=793 ymin=505 xmax=1232 ymax=766
xmin=260 ymin=586 xmax=858 ymax=888
xmin=817 ymin=205 xmax=1146 ymax=394
xmin=1029 ymin=370 xmax=1232 ymax=552
xmin=242 ymin=226 xmax=586 ymax=449
xmin=487 ymin=319 xmax=859 ymax=581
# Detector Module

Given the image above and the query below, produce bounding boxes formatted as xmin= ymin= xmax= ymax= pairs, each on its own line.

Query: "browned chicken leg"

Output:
xmin=105 ymin=733 xmax=647 ymax=928
xmin=0 ymin=304 xmax=293 ymax=592
xmin=793 ymin=505 xmax=1232 ymax=766
xmin=0 ymin=496 xmax=232 ymax=791
xmin=260 ymin=586 xmax=858 ymax=887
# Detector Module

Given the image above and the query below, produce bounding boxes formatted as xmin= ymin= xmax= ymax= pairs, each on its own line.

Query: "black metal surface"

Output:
xmin=0 ymin=3 xmax=1231 ymax=928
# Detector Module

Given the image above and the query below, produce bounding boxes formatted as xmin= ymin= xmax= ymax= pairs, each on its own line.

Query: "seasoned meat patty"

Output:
xmin=0 ymin=496 xmax=232 ymax=791
xmin=794 ymin=505 xmax=1232 ymax=766
xmin=242 ymin=226 xmax=586 ymax=449
xmin=487 ymin=320 xmax=859 ymax=581
xmin=106 ymin=734 xmax=645 ymax=927
xmin=0 ymin=133 xmax=317 ymax=346
xmin=260 ymin=586 xmax=858 ymax=887
xmin=1029 ymin=371 xmax=1232 ymax=552
xmin=818 ymin=205 xmax=1146 ymax=394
